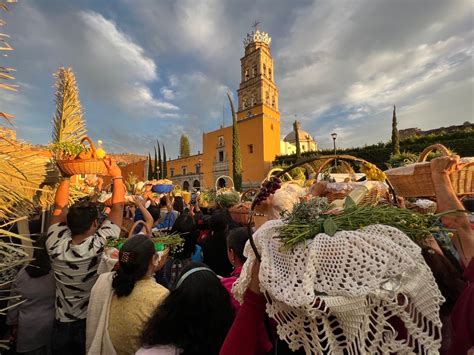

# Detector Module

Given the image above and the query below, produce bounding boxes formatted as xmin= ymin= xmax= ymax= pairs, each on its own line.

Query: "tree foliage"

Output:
xmin=274 ymin=129 xmax=474 ymax=169
xmin=227 ymin=93 xmax=242 ymax=190
xmin=162 ymin=143 xmax=168 ymax=179
xmin=147 ymin=153 xmax=153 ymax=180
xmin=153 ymin=146 xmax=158 ymax=179
xmin=391 ymin=105 xmax=400 ymax=155
xmin=294 ymin=120 xmax=301 ymax=158
xmin=180 ymin=134 xmax=191 ymax=157
xmin=157 ymin=140 xmax=163 ymax=179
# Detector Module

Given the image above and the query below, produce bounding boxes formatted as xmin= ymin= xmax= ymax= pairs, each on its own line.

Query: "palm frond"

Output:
xmin=52 ymin=67 xmax=87 ymax=144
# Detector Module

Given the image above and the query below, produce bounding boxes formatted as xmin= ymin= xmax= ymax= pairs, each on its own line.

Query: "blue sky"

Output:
xmin=1 ymin=0 xmax=472 ymax=158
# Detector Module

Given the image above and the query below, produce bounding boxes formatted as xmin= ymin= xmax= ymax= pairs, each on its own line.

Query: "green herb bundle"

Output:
xmin=216 ymin=191 xmax=240 ymax=208
xmin=278 ymin=197 xmax=446 ymax=251
xmin=106 ymin=232 xmax=184 ymax=252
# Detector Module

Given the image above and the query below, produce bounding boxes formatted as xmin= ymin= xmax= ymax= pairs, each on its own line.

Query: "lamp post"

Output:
xmin=331 ymin=132 xmax=338 ymax=168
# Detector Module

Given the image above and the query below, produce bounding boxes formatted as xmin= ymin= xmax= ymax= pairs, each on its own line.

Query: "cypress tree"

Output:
xmin=294 ymin=120 xmax=301 ymax=158
xmin=162 ymin=143 xmax=168 ymax=179
xmin=157 ymin=141 xmax=162 ymax=179
xmin=147 ymin=153 xmax=153 ymax=180
xmin=180 ymin=134 xmax=191 ymax=157
xmin=227 ymin=93 xmax=243 ymax=191
xmin=391 ymin=105 xmax=400 ymax=155
xmin=153 ymin=146 xmax=158 ymax=179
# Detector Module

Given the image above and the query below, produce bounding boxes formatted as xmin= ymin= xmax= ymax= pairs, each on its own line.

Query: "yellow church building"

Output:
xmin=165 ymin=28 xmax=313 ymax=191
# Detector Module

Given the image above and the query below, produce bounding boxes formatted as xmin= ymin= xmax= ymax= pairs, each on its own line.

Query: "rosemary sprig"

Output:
xmin=277 ymin=197 xmax=452 ymax=251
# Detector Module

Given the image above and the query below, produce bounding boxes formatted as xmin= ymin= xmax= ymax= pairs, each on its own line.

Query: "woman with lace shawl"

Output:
xmin=222 ymin=156 xmax=473 ymax=354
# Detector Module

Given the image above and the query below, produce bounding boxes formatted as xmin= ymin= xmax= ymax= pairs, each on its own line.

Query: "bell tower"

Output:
xmin=236 ymin=28 xmax=280 ymax=121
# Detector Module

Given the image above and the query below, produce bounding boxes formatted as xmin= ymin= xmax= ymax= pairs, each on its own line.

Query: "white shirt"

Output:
xmin=46 ymin=220 xmax=120 ymax=322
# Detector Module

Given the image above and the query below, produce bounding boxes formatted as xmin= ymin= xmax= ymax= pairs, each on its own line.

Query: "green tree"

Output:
xmin=391 ymin=105 xmax=400 ymax=155
xmin=293 ymin=120 xmax=301 ymax=158
xmin=147 ymin=153 xmax=153 ymax=180
xmin=153 ymin=146 xmax=158 ymax=179
xmin=227 ymin=93 xmax=243 ymax=191
xmin=180 ymin=134 xmax=191 ymax=157
xmin=157 ymin=140 xmax=162 ymax=179
xmin=162 ymin=143 xmax=168 ymax=179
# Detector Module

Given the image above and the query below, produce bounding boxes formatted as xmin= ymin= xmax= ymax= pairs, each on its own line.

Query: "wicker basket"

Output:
xmin=229 ymin=202 xmax=251 ymax=225
xmin=385 ymin=144 xmax=474 ymax=198
xmin=57 ymin=137 xmax=107 ymax=176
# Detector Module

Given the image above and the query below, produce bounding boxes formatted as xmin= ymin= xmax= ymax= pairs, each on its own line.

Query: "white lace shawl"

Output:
xmin=233 ymin=221 xmax=444 ymax=354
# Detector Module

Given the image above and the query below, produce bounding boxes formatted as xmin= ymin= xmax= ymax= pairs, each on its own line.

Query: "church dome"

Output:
xmin=284 ymin=122 xmax=315 ymax=143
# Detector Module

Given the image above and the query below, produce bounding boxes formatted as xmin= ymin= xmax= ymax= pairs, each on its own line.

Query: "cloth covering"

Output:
xmin=233 ymin=220 xmax=444 ymax=354
xmin=86 ymin=272 xmax=116 ymax=355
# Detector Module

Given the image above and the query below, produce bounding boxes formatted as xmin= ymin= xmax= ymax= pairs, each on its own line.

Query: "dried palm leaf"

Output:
xmin=51 ymin=67 xmax=87 ymax=145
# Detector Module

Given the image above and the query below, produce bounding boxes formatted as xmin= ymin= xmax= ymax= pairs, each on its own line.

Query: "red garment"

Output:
xmin=220 ymin=290 xmax=272 ymax=355
xmin=449 ymin=258 xmax=474 ymax=355
xmin=220 ymin=267 xmax=242 ymax=311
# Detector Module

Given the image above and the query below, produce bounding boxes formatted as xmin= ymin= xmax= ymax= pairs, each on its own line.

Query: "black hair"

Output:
xmin=173 ymin=196 xmax=184 ymax=214
xmin=209 ymin=209 xmax=230 ymax=233
xmin=147 ymin=205 xmax=161 ymax=222
xmin=66 ymin=202 xmax=99 ymax=235
xmin=201 ymin=210 xmax=233 ymax=276
xmin=112 ymin=235 xmax=155 ymax=297
xmin=159 ymin=196 xmax=167 ymax=208
xmin=226 ymin=227 xmax=249 ymax=264
xmin=25 ymin=235 xmax=51 ymax=278
xmin=141 ymin=262 xmax=235 ymax=355
xmin=170 ymin=214 xmax=198 ymax=259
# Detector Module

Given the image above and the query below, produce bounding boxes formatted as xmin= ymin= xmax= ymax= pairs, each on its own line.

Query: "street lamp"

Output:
xmin=331 ymin=133 xmax=338 ymax=168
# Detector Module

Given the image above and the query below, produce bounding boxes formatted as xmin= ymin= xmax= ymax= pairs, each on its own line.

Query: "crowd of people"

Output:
xmin=4 ymin=156 xmax=474 ymax=355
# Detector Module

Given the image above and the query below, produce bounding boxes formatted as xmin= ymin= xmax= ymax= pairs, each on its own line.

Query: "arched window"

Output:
xmin=272 ymin=97 xmax=275 ymax=108
xmin=183 ymin=181 xmax=190 ymax=191
xmin=252 ymin=65 xmax=257 ymax=77
xmin=243 ymin=97 xmax=248 ymax=108
xmin=263 ymin=64 xmax=266 ymax=77
xmin=268 ymin=68 xmax=272 ymax=80
xmin=265 ymin=91 xmax=270 ymax=104
xmin=245 ymin=68 xmax=249 ymax=81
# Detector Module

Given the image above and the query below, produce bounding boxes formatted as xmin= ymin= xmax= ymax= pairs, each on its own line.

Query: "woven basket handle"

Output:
xmin=315 ymin=157 xmax=337 ymax=175
xmin=418 ymin=144 xmax=451 ymax=162
xmin=215 ymin=175 xmax=234 ymax=191
xmin=128 ymin=220 xmax=151 ymax=238
xmin=80 ymin=137 xmax=97 ymax=159
xmin=267 ymin=168 xmax=293 ymax=182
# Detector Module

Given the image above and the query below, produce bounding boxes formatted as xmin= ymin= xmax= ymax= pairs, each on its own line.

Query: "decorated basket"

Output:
xmin=57 ymin=137 xmax=107 ymax=176
xmin=385 ymin=144 xmax=474 ymax=198
xmin=229 ymin=202 xmax=252 ymax=225
xmin=152 ymin=184 xmax=174 ymax=194
xmin=152 ymin=179 xmax=174 ymax=194
xmin=311 ymin=156 xmax=387 ymax=205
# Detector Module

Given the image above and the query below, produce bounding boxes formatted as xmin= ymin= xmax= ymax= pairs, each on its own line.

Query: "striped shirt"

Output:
xmin=46 ymin=220 xmax=120 ymax=322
